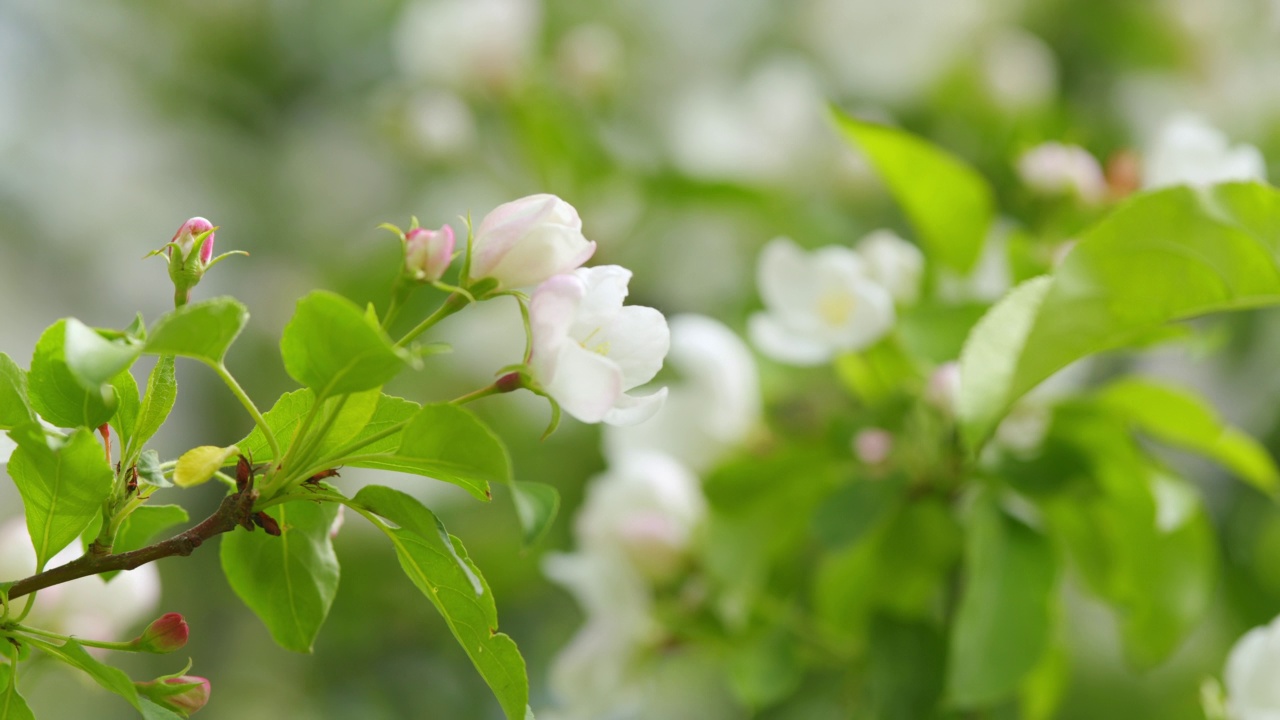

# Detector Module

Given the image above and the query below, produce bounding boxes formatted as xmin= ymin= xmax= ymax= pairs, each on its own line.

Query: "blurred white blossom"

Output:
xmin=394 ymin=0 xmax=541 ymax=92
xmin=557 ymin=24 xmax=625 ymax=97
xmin=1017 ymin=142 xmax=1107 ymax=204
xmin=529 ymin=265 xmax=670 ymax=425
xmin=749 ymin=238 xmax=895 ymax=365
xmin=853 ymin=428 xmax=894 ymax=466
xmin=0 ymin=518 xmax=160 ymax=643
xmin=1143 ymin=115 xmax=1267 ymax=189
xmin=856 ymin=230 xmax=925 ymax=305
xmin=981 ymin=29 xmax=1058 ymax=112
xmin=605 ymin=315 xmax=760 ymax=473
xmin=405 ymin=90 xmax=477 ymax=158
xmin=1224 ymin=612 xmax=1280 ymax=720
xmin=544 ymin=452 xmax=706 ymax=718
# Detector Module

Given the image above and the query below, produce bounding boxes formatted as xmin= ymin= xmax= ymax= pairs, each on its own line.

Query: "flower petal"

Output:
xmin=603 ymin=387 xmax=668 ymax=426
xmin=545 ymin=342 xmax=625 ymax=423
xmin=756 ymin=237 xmax=819 ymax=323
xmin=594 ymin=305 xmax=670 ymax=389
xmin=529 ymin=274 xmax=587 ymax=382
xmin=748 ymin=312 xmax=833 ymax=365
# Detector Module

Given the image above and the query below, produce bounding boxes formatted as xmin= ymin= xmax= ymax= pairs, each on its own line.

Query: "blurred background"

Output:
xmin=3 ymin=0 xmax=1280 ymax=718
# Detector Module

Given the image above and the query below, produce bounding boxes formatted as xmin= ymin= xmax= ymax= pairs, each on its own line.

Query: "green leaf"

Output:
xmin=352 ymin=485 xmax=529 ymax=720
xmin=0 ymin=664 xmax=36 ymax=720
xmin=126 ymin=356 xmax=176 ymax=462
xmin=144 ymin=297 xmax=248 ymax=364
xmin=946 ymin=496 xmax=1057 ymax=708
xmin=63 ymin=319 xmax=144 ymax=393
xmin=832 ymin=110 xmax=994 ymax=273
xmin=28 ymin=638 xmax=142 ymax=711
xmin=173 ymin=446 xmax=237 ymax=488
xmin=1096 ymin=379 xmax=1279 ymax=494
xmin=27 ymin=319 xmax=117 ymax=429
xmin=279 ymin=291 xmax=409 ymax=397
xmin=959 ymin=183 xmax=1280 ymax=446
xmin=511 ymin=482 xmax=559 ymax=547
xmin=136 ymin=449 xmax=169 ymax=487
xmin=109 ymin=368 xmax=140 ymax=453
xmin=345 ymin=403 xmax=508 ymax=502
xmin=238 ymin=389 xmax=385 ymax=465
xmin=220 ymin=499 xmax=341 ymax=653
xmin=326 ymin=393 xmax=419 ymax=456
xmin=0 ymin=353 xmax=35 ymax=431
xmin=8 ymin=425 xmax=115 ymax=569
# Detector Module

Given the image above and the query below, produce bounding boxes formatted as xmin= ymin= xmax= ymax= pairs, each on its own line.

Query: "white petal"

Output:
xmin=857 ymin=230 xmax=925 ymax=305
xmin=748 ymin=312 xmax=833 ymax=365
xmin=829 ymin=280 xmax=895 ymax=351
xmin=756 ymin=237 xmax=820 ymax=324
xmin=545 ymin=342 xmax=624 ymax=423
xmin=666 ymin=314 xmax=761 ymax=441
xmin=603 ymin=387 xmax=668 ymax=426
xmin=571 ymin=265 xmax=632 ymax=333
xmin=529 ymin=274 xmax=586 ymax=381
xmin=472 ymin=194 xmax=561 ymax=277
xmin=485 ymin=224 xmax=596 ymax=289
xmin=593 ymin=305 xmax=670 ymax=389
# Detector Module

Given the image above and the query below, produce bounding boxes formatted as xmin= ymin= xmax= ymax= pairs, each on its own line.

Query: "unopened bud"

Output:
xmin=170 ymin=217 xmax=216 ymax=264
xmin=853 ymin=428 xmax=893 ymax=466
xmin=130 ymin=612 xmax=189 ymax=653
xmin=136 ymin=676 xmax=210 ymax=716
xmin=404 ymin=225 xmax=455 ymax=282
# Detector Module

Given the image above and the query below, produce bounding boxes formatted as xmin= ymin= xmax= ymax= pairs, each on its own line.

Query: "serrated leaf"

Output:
xmin=221 ymin=500 xmax=340 ymax=653
xmin=63 ymin=319 xmax=144 ymax=393
xmin=833 ymin=110 xmax=994 ymax=273
xmin=126 ymin=356 xmax=176 ymax=463
xmin=1096 ymin=379 xmax=1279 ymax=494
xmin=144 ymin=297 xmax=248 ymax=364
xmin=511 ymin=482 xmax=558 ymax=547
xmin=0 ymin=664 xmax=36 ymax=720
xmin=946 ymin=496 xmax=1057 ymax=707
xmin=280 ymin=291 xmax=408 ymax=398
xmin=344 ymin=403 xmax=508 ymax=502
xmin=8 ymin=425 xmax=114 ymax=569
xmin=237 ymin=389 xmax=312 ymax=463
xmin=0 ymin=353 xmax=35 ymax=431
xmin=28 ymin=319 xmax=117 ymax=429
xmin=352 ymin=485 xmax=529 ymax=720
xmin=110 ymin=368 xmax=140 ymax=453
xmin=136 ymin=449 xmax=169 ymax=487
xmin=959 ymin=183 xmax=1280 ymax=447
xmin=173 ymin=446 xmax=236 ymax=488
xmin=238 ymin=388 xmax=385 ymax=466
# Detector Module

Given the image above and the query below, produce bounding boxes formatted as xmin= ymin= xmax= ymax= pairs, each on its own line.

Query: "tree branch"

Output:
xmin=6 ymin=489 xmax=259 ymax=602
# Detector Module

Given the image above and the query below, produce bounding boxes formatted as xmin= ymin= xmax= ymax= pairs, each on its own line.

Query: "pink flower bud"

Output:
xmin=926 ymin=362 xmax=962 ymax=417
xmin=853 ymin=428 xmax=893 ymax=466
xmin=136 ymin=676 xmax=210 ymax=716
xmin=171 ymin=217 xmax=216 ymax=265
xmin=130 ymin=612 xmax=189 ymax=653
xmin=404 ymin=224 xmax=455 ymax=282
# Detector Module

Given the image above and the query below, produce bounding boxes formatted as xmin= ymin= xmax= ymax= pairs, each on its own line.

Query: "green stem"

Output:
xmin=12 ymin=624 xmax=139 ymax=652
xmin=450 ymin=383 xmax=502 ymax=406
xmin=262 ymin=394 xmax=350 ymax=498
xmin=209 ymin=361 xmax=279 ymax=460
xmin=396 ymin=293 xmax=470 ymax=348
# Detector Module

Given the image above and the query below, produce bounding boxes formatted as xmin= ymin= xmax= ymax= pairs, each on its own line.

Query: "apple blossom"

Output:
xmin=856 ymin=230 xmax=925 ymax=305
xmin=136 ymin=676 xmax=211 ymax=716
xmin=604 ymin=314 xmax=760 ymax=473
xmin=1224 ymin=612 xmax=1280 ymax=720
xmin=528 ymin=265 xmax=669 ymax=425
xmin=403 ymin=224 xmax=455 ymax=282
xmin=129 ymin=612 xmax=190 ymax=653
xmin=749 ymin=237 xmax=895 ymax=365
xmin=853 ymin=428 xmax=893 ymax=466
xmin=1144 ymin=115 xmax=1266 ymax=189
xmin=926 ymin=361 xmax=962 ymax=416
xmin=169 ymin=216 xmax=215 ymax=265
xmin=470 ymin=194 xmax=597 ymax=290
xmin=1016 ymin=142 xmax=1106 ymax=204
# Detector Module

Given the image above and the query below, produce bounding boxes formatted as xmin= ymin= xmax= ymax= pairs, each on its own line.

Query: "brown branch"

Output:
xmin=7 ymin=489 xmax=259 ymax=602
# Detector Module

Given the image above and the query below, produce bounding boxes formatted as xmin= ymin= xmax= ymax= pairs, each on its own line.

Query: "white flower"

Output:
xmin=1016 ymin=142 xmax=1107 ymax=204
xmin=604 ymin=315 xmax=761 ymax=473
xmin=981 ymin=29 xmax=1058 ymax=113
xmin=471 ymin=194 xmax=597 ymax=291
xmin=856 ymin=230 xmax=925 ymax=305
xmin=1225 ymin=613 xmax=1280 ymax=720
xmin=529 ymin=265 xmax=669 ymax=425
xmin=394 ymin=0 xmax=541 ymax=92
xmin=1144 ymin=115 xmax=1266 ymax=189
xmin=0 ymin=518 xmax=160 ymax=642
xmin=749 ymin=237 xmax=895 ymax=365
xmin=575 ymin=453 xmax=705 ymax=581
